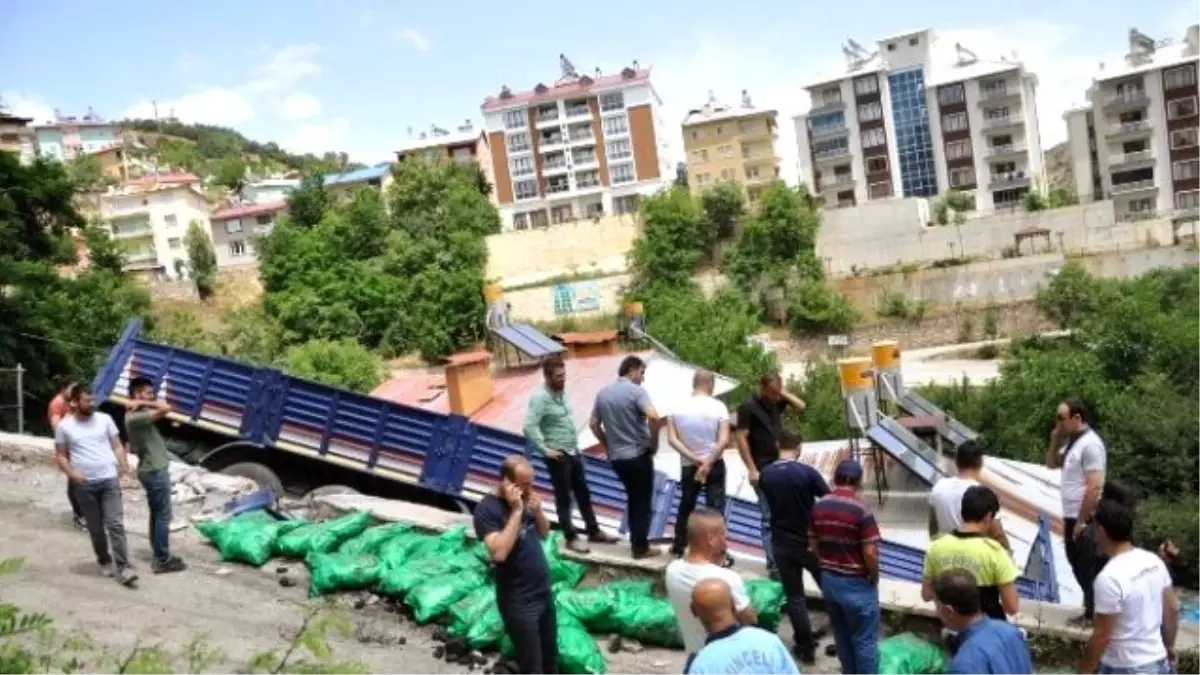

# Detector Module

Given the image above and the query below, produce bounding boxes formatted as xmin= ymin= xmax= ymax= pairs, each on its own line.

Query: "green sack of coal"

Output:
xmin=337 ymin=522 xmax=414 ymax=556
xmin=196 ymin=511 xmax=305 ymax=567
xmin=195 ymin=509 xmax=278 ymax=545
xmin=610 ymin=594 xmax=683 ymax=648
xmin=541 ymin=531 xmax=587 ymax=588
xmin=464 ymin=603 xmax=506 ymax=650
xmin=501 ymin=612 xmax=607 ymax=674
xmin=306 ymin=552 xmax=382 ymax=597
xmin=447 ymin=585 xmax=497 ymax=636
xmin=376 ymin=530 xmax=438 ymax=567
xmin=745 ymin=579 xmax=786 ymax=632
xmin=375 ymin=551 xmax=485 ymax=598
xmin=406 ymin=570 xmax=488 ymax=624
xmin=274 ymin=511 xmax=372 ymax=559
xmin=879 ymin=633 xmax=948 ymax=675
xmin=557 ymin=579 xmax=657 ymax=634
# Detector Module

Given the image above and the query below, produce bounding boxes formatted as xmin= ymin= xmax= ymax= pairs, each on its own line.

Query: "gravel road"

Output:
xmin=0 ymin=441 xmax=834 ymax=673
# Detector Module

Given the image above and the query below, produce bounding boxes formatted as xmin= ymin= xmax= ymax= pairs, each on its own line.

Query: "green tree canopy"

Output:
xmin=184 ymin=219 xmax=217 ymax=298
xmin=699 ymin=182 xmax=745 ymax=245
xmin=627 ymin=186 xmax=707 ymax=291
xmin=724 ymin=181 xmax=822 ymax=292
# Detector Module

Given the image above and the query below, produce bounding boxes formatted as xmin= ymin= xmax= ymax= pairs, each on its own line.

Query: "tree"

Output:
xmin=724 ymin=181 xmax=822 ymax=292
xmin=212 ymin=156 xmax=248 ymax=196
xmin=674 ymin=162 xmax=689 ymax=188
xmin=183 ymin=220 xmax=217 ymax=299
xmin=65 ymin=155 xmax=109 ymax=193
xmin=699 ymin=182 xmax=745 ymax=243
xmin=279 ymin=339 xmax=386 ymax=393
xmin=627 ymin=186 xmax=707 ymax=291
xmin=81 ymin=221 xmax=124 ymax=275
xmin=1021 ymin=189 xmax=1048 ymax=212
xmin=1047 ymin=186 xmax=1079 ymax=208
xmin=286 ymin=172 xmax=331 ymax=229
xmin=933 ymin=191 xmax=973 ymax=225
xmin=787 ymin=278 xmax=859 ymax=336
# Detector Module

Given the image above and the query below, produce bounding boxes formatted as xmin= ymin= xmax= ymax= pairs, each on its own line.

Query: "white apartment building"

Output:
xmin=98 ymin=173 xmax=212 ymax=279
xmin=481 ymin=55 xmax=671 ymax=231
xmin=1063 ymin=25 xmax=1199 ymax=222
xmin=209 ymin=201 xmax=286 ymax=269
xmin=795 ymin=29 xmax=1044 ymax=213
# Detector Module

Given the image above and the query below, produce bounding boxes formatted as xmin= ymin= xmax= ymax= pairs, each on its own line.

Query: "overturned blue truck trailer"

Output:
xmin=92 ymin=318 xmax=1059 ymax=602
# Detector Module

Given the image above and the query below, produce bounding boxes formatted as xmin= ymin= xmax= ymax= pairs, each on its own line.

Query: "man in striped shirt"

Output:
xmin=809 ymin=459 xmax=881 ymax=674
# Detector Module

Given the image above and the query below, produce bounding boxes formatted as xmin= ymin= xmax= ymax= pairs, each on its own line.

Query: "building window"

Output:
xmin=745 ymin=166 xmax=762 ymax=180
xmin=809 ymin=111 xmax=845 ymax=134
xmin=717 ymin=144 xmax=733 ymax=157
xmin=606 ymin=138 xmax=632 ymax=160
xmin=551 ymin=205 xmax=573 ymax=224
xmin=575 ymin=170 xmax=600 ymax=188
xmin=164 ymin=214 xmax=178 ymax=228
xmin=610 ymin=162 xmax=635 ymax=184
xmin=890 ymin=68 xmax=939 ymax=198
xmin=502 ymin=110 xmax=525 ymax=130
xmin=510 ymin=155 xmax=535 ymax=177
xmin=1175 ymin=190 xmax=1199 ymax=210
xmin=1173 ymin=159 xmax=1200 ymax=180
xmin=942 ymin=112 xmax=968 ymax=132
xmin=602 ymin=115 xmax=628 ymax=136
xmin=1165 ymin=65 xmax=1197 ymax=89
xmin=853 ymin=76 xmax=878 ymax=96
xmin=614 ymin=195 xmax=639 ymax=215
xmin=869 ymin=181 xmax=892 ymax=198
xmin=547 ymin=175 xmax=570 ymax=194
xmin=1167 ymin=97 xmax=1198 ymax=120
xmin=860 ymin=127 xmax=886 ymax=148
xmin=599 ymin=92 xmax=625 ymax=112
xmin=813 ymin=137 xmax=849 ymax=157
xmin=168 ymin=237 xmax=181 ymax=250
xmin=949 ymin=166 xmax=976 ymax=187
xmin=690 ymin=149 xmax=708 ymax=162
xmin=514 ymin=179 xmax=538 ymax=200
xmin=255 ymin=214 xmax=273 ymax=226
xmin=858 ymin=102 xmax=883 ymax=122
xmin=1171 ymin=128 xmax=1198 ymax=149
xmin=720 ymin=168 xmax=736 ymax=181
xmin=984 ymin=107 xmax=1010 ymax=120
xmin=228 ymin=240 xmax=246 ymax=257
xmin=507 ymin=131 xmax=531 ymax=153
xmin=224 ymin=219 xmax=243 ymax=234
xmin=909 ymin=36 xmax=919 ymax=46
xmin=820 ymin=88 xmax=842 ymax=107
xmin=512 ymin=213 xmax=529 ymax=230
xmin=865 ymin=156 xmax=888 ymax=174
xmin=696 ymin=172 xmax=711 ymax=186
xmin=737 ymin=120 xmax=760 ymax=135
xmin=938 ymin=84 xmax=965 ymax=106
xmin=981 ymin=79 xmax=1007 ymax=96
xmin=691 ymin=128 xmax=706 ymax=140
xmin=945 ymin=139 xmax=972 ymax=159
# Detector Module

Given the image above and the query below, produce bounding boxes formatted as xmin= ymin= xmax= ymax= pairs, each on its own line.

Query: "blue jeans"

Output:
xmin=139 ymin=470 xmax=173 ymax=565
xmin=821 ymin=572 xmax=880 ymax=674
xmin=753 ymin=485 xmax=776 ymax=569
xmin=1099 ymin=658 xmax=1173 ymax=674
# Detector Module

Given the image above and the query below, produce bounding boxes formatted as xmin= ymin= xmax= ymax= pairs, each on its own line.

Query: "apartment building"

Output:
xmin=681 ymin=91 xmax=781 ymax=203
xmin=481 ymin=55 xmax=669 ymax=231
xmin=98 ymin=173 xmax=211 ymax=279
xmin=0 ymin=104 xmax=36 ymax=165
xmin=210 ymin=201 xmax=287 ymax=269
xmin=395 ymin=121 xmax=496 ymax=201
xmin=795 ymin=30 xmax=1044 ymax=212
xmin=1062 ymin=26 xmax=1199 ymax=222
xmin=34 ymin=108 xmax=122 ymax=162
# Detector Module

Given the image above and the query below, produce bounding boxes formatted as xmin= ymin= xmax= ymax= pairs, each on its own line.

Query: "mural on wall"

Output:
xmin=552 ymin=280 xmax=602 ymax=315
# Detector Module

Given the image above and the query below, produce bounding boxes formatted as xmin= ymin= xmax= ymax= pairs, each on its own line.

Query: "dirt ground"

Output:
xmin=0 ymin=450 xmax=838 ymax=674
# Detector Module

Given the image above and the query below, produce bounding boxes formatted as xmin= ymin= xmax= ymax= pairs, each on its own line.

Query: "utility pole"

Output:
xmin=14 ymin=363 xmax=24 ymax=435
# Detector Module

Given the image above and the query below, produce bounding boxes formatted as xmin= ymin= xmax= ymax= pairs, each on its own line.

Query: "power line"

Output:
xmin=4 ymin=330 xmax=113 ymax=354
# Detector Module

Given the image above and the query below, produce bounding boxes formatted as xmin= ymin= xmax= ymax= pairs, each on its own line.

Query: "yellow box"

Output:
xmin=872 ymin=340 xmax=901 ymax=369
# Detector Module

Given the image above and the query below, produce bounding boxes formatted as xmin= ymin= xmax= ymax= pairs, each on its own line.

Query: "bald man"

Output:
xmin=474 ymin=456 xmax=556 ymax=674
xmin=666 ymin=508 xmax=758 ymax=655
xmin=667 ymin=369 xmax=731 ymax=558
xmin=685 ymin=578 xmax=800 ymax=675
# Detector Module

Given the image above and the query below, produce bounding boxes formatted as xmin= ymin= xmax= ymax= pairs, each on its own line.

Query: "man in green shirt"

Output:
xmin=523 ymin=357 xmax=617 ymax=554
xmin=126 ymin=376 xmax=186 ymax=574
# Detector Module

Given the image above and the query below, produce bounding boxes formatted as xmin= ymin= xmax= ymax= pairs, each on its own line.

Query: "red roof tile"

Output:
xmin=211 ymin=200 xmax=288 ymax=220
xmin=482 ymin=69 xmax=651 ymax=111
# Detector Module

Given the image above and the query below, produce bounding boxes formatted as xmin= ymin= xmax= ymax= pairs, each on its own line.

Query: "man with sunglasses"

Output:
xmin=1046 ymin=397 xmax=1107 ymax=626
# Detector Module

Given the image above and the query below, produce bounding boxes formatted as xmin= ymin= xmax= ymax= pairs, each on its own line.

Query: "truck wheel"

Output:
xmin=220 ymin=462 xmax=284 ymax=502
xmin=304 ymin=484 xmax=361 ymax=503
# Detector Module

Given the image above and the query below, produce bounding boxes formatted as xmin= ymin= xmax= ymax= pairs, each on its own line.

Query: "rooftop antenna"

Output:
xmin=847 ymin=38 xmax=867 ymax=57
xmin=954 ymin=42 xmax=978 ymax=65
xmin=559 ymin=53 xmax=578 ymax=79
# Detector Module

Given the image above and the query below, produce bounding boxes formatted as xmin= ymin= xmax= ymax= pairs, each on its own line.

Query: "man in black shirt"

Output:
xmin=734 ymin=373 xmax=805 ymax=576
xmin=758 ymin=431 xmax=829 ymax=664
xmin=474 ymin=456 xmax=556 ymax=674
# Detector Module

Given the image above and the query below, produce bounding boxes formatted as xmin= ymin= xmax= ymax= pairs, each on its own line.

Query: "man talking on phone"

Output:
xmin=474 ymin=456 xmax=556 ymax=674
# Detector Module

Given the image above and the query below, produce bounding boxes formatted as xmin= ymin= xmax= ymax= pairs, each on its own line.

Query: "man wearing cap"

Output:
xmin=809 ymin=459 xmax=881 ymax=675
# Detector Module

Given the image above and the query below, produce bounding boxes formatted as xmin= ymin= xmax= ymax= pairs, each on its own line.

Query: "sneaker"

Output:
xmin=722 ymin=554 xmax=735 ymax=568
xmin=98 ymin=563 xmax=115 ymax=578
xmin=73 ymin=515 xmax=87 ymax=531
xmin=566 ymin=539 xmax=591 ymax=554
xmin=631 ymin=547 xmax=663 ymax=560
xmin=587 ymin=530 xmax=620 ymax=544
xmin=152 ymin=557 xmax=187 ymax=574
xmin=117 ymin=566 xmax=139 ymax=587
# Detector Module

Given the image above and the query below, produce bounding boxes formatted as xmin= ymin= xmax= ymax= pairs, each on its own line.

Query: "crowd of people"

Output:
xmin=49 ymin=354 xmax=1185 ymax=674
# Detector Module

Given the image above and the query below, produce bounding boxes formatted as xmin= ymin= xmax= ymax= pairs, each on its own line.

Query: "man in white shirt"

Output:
xmin=928 ymin=440 xmax=1011 ymax=551
xmin=54 ymin=386 xmax=137 ymax=587
xmin=1080 ymin=499 xmax=1178 ymax=674
xmin=666 ymin=508 xmax=758 ymax=656
xmin=1046 ymin=397 xmax=1107 ymax=624
xmin=667 ymin=370 xmax=731 ymax=558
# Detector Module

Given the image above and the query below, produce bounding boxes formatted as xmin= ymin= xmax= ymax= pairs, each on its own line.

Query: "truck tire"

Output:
xmin=304 ymin=484 xmax=361 ymax=503
xmin=220 ymin=462 xmax=284 ymax=502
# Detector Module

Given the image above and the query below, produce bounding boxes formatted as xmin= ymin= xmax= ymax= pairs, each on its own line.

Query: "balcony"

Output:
xmin=1110 ymin=178 xmax=1157 ymax=195
xmin=535 ymin=109 xmax=561 ymax=127
xmin=982 ymin=115 xmax=1022 ymax=130
xmin=814 ymin=146 xmax=851 ymax=163
xmin=571 ymin=153 xmax=598 ymax=169
xmin=1108 ymin=150 xmax=1154 ymax=168
xmin=820 ymin=174 xmax=855 ymax=190
xmin=745 ymin=172 xmax=774 ymax=185
xmin=1107 ymin=120 xmax=1152 ymax=138
xmin=810 ymin=123 xmax=848 ymax=139
xmin=543 ymin=155 xmax=569 ymax=174
xmin=1115 ymin=209 xmax=1158 ymax=223
xmin=809 ymin=97 xmax=845 ymax=115
xmin=986 ymin=144 xmax=1026 ymax=159
xmin=574 ymin=173 xmax=601 ymax=190
xmin=567 ymin=127 xmax=595 ymax=143
xmin=565 ymin=104 xmax=591 ymax=120
xmin=547 ymin=180 xmax=571 ymax=195
xmin=989 ymin=171 xmax=1030 ymax=188
xmin=538 ymin=135 xmax=565 ymax=152
xmin=1103 ymin=90 xmax=1150 ymax=111
xmin=979 ymin=87 xmax=1018 ymax=103
xmin=122 ymin=250 xmax=159 ymax=267
xmin=111 ymin=223 xmax=153 ymax=239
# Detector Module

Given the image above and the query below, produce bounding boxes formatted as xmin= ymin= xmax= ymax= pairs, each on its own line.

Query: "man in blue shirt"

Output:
xmin=933 ymin=568 xmax=1033 ymax=674
xmin=590 ymin=355 xmax=662 ymax=559
xmin=685 ymin=578 xmax=800 ymax=675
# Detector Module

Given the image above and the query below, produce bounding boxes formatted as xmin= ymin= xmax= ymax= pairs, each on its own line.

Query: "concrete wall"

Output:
xmin=485 ymin=213 xmax=640 ymax=286
xmin=502 ymin=273 xmax=630 ymax=324
xmin=835 ymin=245 xmax=1198 ymax=309
xmin=817 ymin=198 xmax=1177 ymax=277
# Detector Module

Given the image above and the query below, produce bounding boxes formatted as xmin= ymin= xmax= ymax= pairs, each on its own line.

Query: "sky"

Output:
xmin=2 ymin=0 xmax=1195 ymax=185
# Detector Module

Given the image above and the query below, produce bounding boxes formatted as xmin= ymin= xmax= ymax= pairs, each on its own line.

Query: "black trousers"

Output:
xmin=774 ymin=543 xmax=823 ymax=659
xmin=611 ymin=452 xmax=654 ymax=552
xmin=499 ymin=594 xmax=558 ymax=674
xmin=544 ymin=453 xmax=601 ymax=541
xmin=671 ymin=460 xmax=727 ymax=554
xmin=1064 ymin=517 xmax=1104 ymax=619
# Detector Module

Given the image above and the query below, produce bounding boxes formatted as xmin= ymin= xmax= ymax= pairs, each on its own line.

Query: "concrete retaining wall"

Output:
xmin=484 ymin=214 xmax=640 ymax=287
